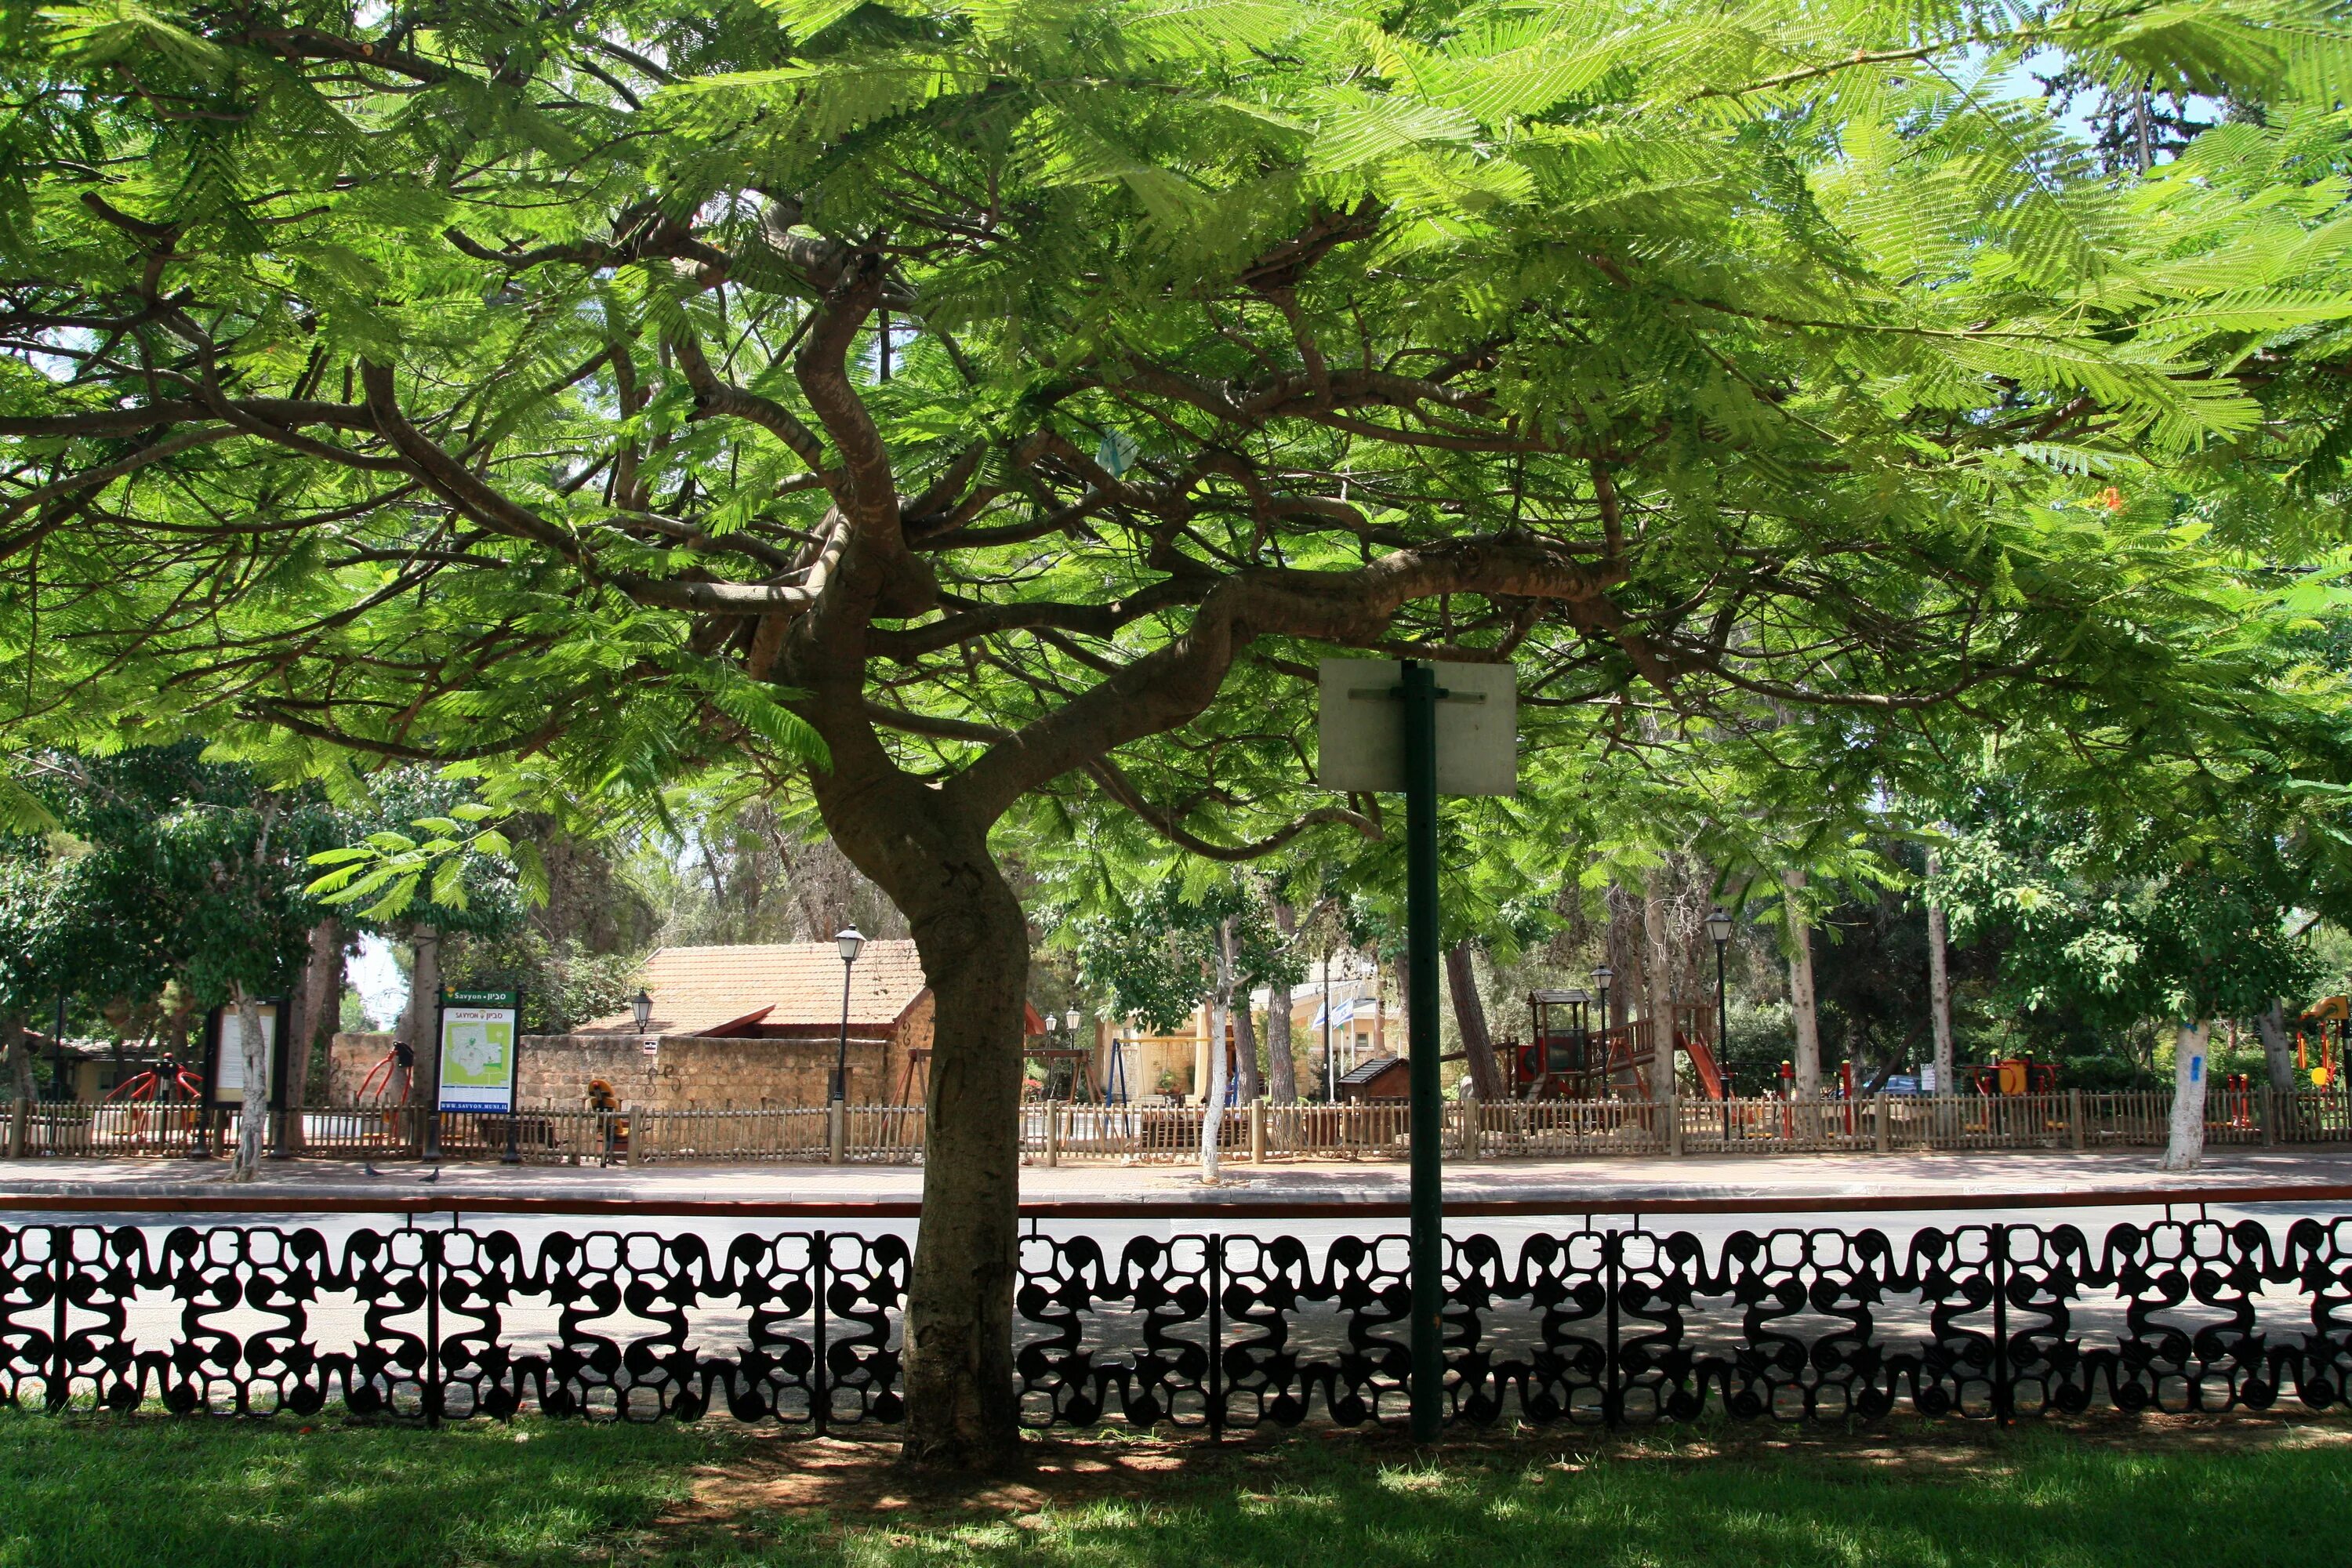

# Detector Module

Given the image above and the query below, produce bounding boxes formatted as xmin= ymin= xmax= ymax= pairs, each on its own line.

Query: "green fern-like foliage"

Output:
xmin=2 ymin=0 xmax=2350 ymax=903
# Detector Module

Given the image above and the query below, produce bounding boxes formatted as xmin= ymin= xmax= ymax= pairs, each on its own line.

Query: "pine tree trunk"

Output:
xmin=2163 ymin=1021 xmax=2211 ymax=1171
xmin=404 ymin=927 xmax=443 ymax=1144
xmin=1784 ymin=869 xmax=1821 ymax=1098
xmin=285 ymin=915 xmax=342 ymax=1153
xmin=1266 ymin=902 xmax=1298 ymax=1104
xmin=1232 ymin=994 xmax=1263 ymax=1103
xmin=2256 ymin=1001 xmax=2296 ymax=1093
xmin=1642 ymin=873 xmax=1676 ymax=1103
xmin=1925 ymin=850 xmax=1954 ymax=1092
xmin=1606 ymin=885 xmax=1635 ymax=1029
xmin=1448 ymin=940 xmax=1504 ymax=1100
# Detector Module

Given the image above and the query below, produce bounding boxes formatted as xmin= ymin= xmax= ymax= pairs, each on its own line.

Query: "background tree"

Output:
xmin=1072 ymin=869 xmax=1298 ymax=1175
xmin=0 ymin=746 xmax=343 ymax=1171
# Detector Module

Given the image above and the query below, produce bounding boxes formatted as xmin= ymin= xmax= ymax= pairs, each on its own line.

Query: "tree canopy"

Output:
xmin=11 ymin=0 xmax=2352 ymax=1468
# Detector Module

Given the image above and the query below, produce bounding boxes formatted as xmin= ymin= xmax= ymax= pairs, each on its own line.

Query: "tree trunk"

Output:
xmin=2256 ymin=1000 xmax=2296 ymax=1093
xmin=1925 ymin=850 xmax=1954 ymax=1094
xmin=1448 ymin=940 xmax=1505 ymax=1101
xmin=4 ymin=1015 xmax=30 ymax=1158
xmin=229 ymin=985 xmax=270 ymax=1180
xmin=1266 ymin=901 xmax=1298 ymax=1104
xmin=1392 ymin=951 xmax=1407 ymax=1061
xmin=1199 ymin=918 xmax=1236 ymax=1182
xmin=1642 ymin=872 xmax=1676 ymax=1104
xmin=1784 ymin=869 xmax=1821 ymax=1098
xmin=2163 ymin=1020 xmax=2211 ymax=1171
xmin=1606 ymin=885 xmax=1635 ymax=1029
xmin=285 ymin=915 xmax=342 ymax=1152
xmin=797 ymin=723 xmax=1036 ymax=1474
xmin=405 ymin=927 xmax=443 ymax=1134
xmin=1232 ymin=993 xmax=1264 ymax=1104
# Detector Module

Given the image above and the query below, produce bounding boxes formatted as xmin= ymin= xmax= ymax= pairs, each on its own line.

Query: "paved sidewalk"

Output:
xmin=5 ymin=1146 xmax=2351 ymax=1209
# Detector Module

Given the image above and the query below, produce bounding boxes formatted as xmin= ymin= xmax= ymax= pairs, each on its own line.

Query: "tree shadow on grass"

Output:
xmin=0 ymin=1414 xmax=722 ymax=1568
xmin=669 ymin=1414 xmax=2352 ymax=1568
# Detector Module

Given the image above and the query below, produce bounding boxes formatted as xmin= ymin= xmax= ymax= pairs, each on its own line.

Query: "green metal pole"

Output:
xmin=1402 ymin=659 xmax=1444 ymax=1442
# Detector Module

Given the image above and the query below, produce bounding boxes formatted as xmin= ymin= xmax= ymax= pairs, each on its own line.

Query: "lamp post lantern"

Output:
xmin=630 ymin=989 xmax=652 ymax=1035
xmin=832 ymin=927 xmax=863 ymax=1103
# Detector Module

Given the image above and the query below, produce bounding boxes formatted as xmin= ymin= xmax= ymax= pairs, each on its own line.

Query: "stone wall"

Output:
xmin=326 ymin=1029 xmax=904 ymax=1109
xmin=516 ymin=1032 xmax=895 ymax=1109
xmin=326 ymin=1032 xmax=397 ymax=1102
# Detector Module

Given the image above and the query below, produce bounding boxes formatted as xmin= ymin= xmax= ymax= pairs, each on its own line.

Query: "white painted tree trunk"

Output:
xmin=1926 ymin=849 xmax=1954 ymax=1092
xmin=2162 ymin=1020 xmax=2211 ymax=1172
xmin=229 ymin=985 xmax=269 ymax=1180
xmin=1198 ymin=917 xmax=1235 ymax=1184
xmin=1785 ymin=869 xmax=1821 ymax=1098
xmin=5 ymin=1017 xmax=31 ymax=1159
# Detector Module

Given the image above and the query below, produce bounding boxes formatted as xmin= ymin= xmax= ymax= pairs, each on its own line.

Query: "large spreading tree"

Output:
xmin=8 ymin=0 xmax=2352 ymax=1465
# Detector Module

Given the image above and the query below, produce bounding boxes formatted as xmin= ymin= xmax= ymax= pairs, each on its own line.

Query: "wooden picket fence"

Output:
xmin=5 ymin=1087 xmax=2350 ymax=1164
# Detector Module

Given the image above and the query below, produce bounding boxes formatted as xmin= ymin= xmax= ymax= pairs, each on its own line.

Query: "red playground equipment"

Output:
xmin=1965 ymin=1058 xmax=2058 ymax=1096
xmin=354 ymin=1040 xmax=416 ymax=1106
xmin=102 ymin=1051 xmax=204 ymax=1106
xmin=1508 ymin=990 xmax=1728 ymax=1102
xmin=99 ymin=1051 xmax=206 ymax=1140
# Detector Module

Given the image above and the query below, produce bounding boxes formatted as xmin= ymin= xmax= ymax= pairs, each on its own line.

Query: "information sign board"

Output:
xmin=209 ymin=1004 xmax=280 ymax=1105
xmin=438 ymin=989 xmax=520 ymax=1113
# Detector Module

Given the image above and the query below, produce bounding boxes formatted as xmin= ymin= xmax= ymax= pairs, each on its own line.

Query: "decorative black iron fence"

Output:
xmin=2 ymin=1213 xmax=2349 ymax=1429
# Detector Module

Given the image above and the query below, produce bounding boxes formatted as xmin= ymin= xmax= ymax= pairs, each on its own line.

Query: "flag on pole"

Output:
xmin=1309 ymin=995 xmax=1359 ymax=1032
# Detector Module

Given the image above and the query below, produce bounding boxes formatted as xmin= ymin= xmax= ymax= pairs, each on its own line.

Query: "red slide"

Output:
xmin=1681 ymin=1031 xmax=1727 ymax=1100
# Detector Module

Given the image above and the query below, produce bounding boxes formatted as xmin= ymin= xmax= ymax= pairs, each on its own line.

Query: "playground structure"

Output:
xmin=1504 ymin=992 xmax=2075 ymax=1107
xmin=94 ymin=1051 xmax=206 ymax=1142
xmin=2303 ymin=996 xmax=2348 ymax=1088
xmin=1022 ymin=1046 xmax=1101 ymax=1103
xmin=1507 ymin=989 xmax=1728 ymax=1102
xmin=353 ymin=1040 xmax=416 ymax=1106
xmin=1966 ymin=1057 xmax=2059 ymax=1096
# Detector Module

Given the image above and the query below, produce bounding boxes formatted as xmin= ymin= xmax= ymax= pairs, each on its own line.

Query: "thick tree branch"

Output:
xmin=949 ymin=536 xmax=1628 ymax=822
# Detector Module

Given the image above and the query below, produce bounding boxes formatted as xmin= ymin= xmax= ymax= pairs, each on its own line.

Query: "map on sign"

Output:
xmin=438 ymin=992 xmax=519 ymax=1112
xmin=444 ymin=1018 xmax=511 ymax=1083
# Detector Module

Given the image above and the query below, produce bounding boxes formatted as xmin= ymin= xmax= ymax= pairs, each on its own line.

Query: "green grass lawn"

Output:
xmin=2 ymin=1411 xmax=2345 ymax=1568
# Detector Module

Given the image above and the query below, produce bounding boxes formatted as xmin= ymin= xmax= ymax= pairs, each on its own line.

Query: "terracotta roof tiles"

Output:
xmin=576 ymin=939 xmax=930 ymax=1036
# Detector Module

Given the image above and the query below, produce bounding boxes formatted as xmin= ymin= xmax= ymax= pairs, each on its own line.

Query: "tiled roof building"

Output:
xmin=575 ymin=939 xmax=935 ymax=1039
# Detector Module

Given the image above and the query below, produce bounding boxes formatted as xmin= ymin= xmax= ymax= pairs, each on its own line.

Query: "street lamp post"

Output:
xmin=1592 ymin=964 xmax=1613 ymax=1095
xmin=1706 ymin=908 xmax=1733 ymax=1144
xmin=831 ymin=928 xmax=862 ymax=1165
xmin=831 ymin=927 xmax=863 ymax=1102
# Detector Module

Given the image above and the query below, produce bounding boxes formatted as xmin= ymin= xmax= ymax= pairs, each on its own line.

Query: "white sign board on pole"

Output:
xmin=438 ymin=991 xmax=520 ymax=1113
xmin=210 ymin=1004 xmax=278 ymax=1104
xmin=1315 ymin=657 xmax=1518 ymax=796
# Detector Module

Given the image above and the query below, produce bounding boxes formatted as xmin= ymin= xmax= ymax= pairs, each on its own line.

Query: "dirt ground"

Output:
xmin=662 ymin=1409 xmax=2352 ymax=1527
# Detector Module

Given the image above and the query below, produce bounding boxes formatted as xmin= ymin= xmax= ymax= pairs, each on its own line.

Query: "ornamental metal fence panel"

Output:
xmin=3 ymin=1207 xmax=2349 ymax=1428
